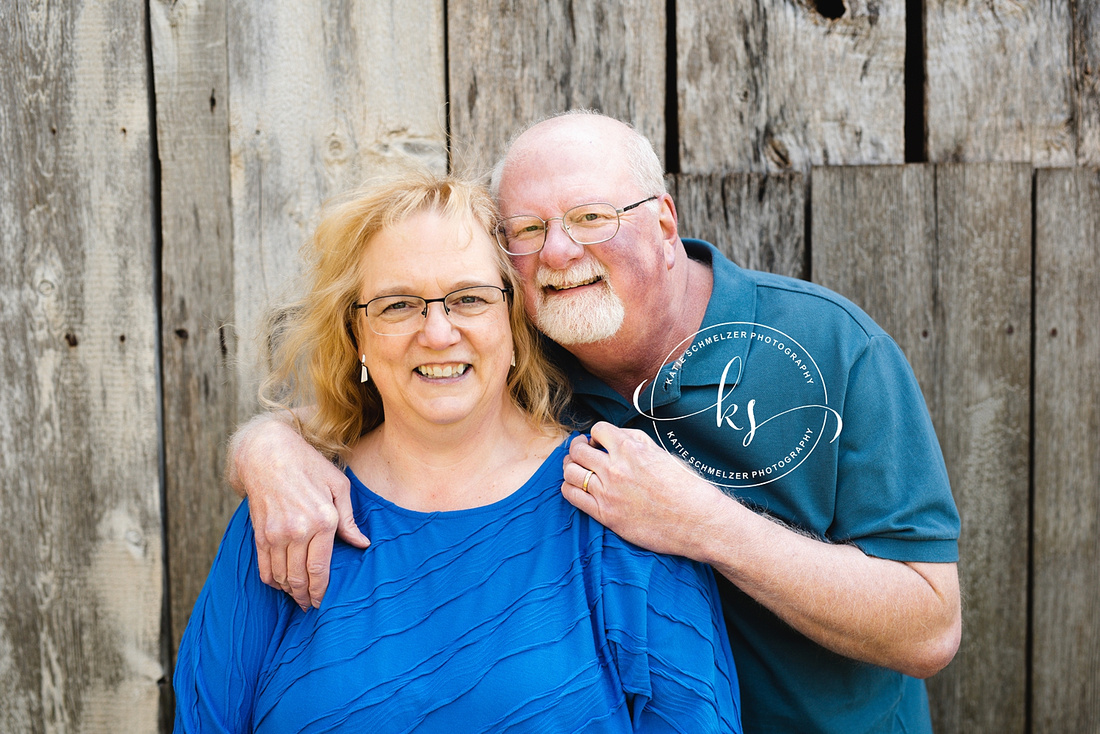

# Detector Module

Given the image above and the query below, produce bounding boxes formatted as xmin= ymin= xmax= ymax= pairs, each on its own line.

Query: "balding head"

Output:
xmin=490 ymin=111 xmax=666 ymax=207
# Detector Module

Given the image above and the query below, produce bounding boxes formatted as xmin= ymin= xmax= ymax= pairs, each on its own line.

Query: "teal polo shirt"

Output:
xmin=554 ymin=240 xmax=960 ymax=734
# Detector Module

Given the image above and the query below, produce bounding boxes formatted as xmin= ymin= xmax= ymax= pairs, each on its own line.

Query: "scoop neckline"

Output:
xmin=344 ymin=432 xmax=575 ymax=519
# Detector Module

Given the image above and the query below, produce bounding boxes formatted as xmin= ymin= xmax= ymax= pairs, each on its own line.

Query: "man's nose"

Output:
xmin=539 ymin=218 xmax=585 ymax=269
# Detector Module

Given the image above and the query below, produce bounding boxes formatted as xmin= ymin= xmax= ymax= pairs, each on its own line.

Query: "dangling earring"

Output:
xmin=510 ymin=351 xmax=516 ymax=367
xmin=360 ymin=354 xmax=369 ymax=383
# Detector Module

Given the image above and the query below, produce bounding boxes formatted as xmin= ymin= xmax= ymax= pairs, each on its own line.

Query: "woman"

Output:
xmin=173 ymin=171 xmax=741 ymax=732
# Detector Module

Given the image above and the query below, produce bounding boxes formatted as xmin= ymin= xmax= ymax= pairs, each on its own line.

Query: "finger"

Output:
xmin=256 ymin=540 xmax=275 ymax=588
xmin=268 ymin=541 xmax=291 ymax=595
xmin=332 ymin=484 xmax=370 ymax=549
xmin=569 ymin=436 xmax=612 ymax=472
xmin=285 ymin=540 xmax=311 ymax=611
xmin=563 ymin=462 xmax=597 ymax=494
xmin=306 ymin=531 xmax=335 ymax=609
xmin=561 ymin=481 xmax=600 ymax=518
xmin=588 ymin=421 xmax=626 ymax=451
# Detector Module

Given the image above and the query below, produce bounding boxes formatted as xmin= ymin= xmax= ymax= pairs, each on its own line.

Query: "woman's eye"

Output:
xmin=455 ymin=295 xmax=486 ymax=306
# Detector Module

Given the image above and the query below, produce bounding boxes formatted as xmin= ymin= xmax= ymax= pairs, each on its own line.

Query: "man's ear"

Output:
xmin=657 ymin=193 xmax=680 ymax=269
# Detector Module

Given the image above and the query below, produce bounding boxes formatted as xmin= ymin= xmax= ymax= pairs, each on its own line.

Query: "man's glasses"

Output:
xmin=494 ymin=196 xmax=659 ymax=256
xmin=355 ymin=285 xmax=512 ymax=336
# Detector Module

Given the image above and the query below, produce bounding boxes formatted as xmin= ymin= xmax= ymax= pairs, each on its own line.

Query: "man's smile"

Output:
xmin=548 ymin=275 xmax=603 ymax=292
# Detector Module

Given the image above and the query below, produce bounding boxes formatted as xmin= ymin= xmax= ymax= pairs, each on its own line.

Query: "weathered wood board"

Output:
xmin=1032 ymin=167 xmax=1100 ymax=733
xmin=149 ymin=0 xmax=240 ymax=686
xmin=446 ymin=0 xmax=667 ymax=176
xmin=811 ymin=164 xmax=1033 ymax=734
xmin=809 ymin=166 xmax=939 ymax=390
xmin=0 ymin=2 xmax=163 ymax=732
xmin=1074 ymin=0 xmax=1100 ymax=166
xmin=667 ymin=172 xmax=807 ymax=279
xmin=677 ymin=0 xmax=905 ymax=173
xmin=925 ymin=0 xmax=1075 ymax=166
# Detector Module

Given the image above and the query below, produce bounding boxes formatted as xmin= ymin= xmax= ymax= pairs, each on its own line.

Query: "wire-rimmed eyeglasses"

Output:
xmin=354 ymin=285 xmax=512 ymax=336
xmin=494 ymin=195 xmax=659 ymax=256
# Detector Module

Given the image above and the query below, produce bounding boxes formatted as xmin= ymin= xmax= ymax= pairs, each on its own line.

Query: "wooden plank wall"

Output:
xmin=0 ymin=2 xmax=163 ymax=731
xmin=1032 ymin=168 xmax=1100 ymax=733
xmin=1 ymin=0 xmax=1097 ymax=732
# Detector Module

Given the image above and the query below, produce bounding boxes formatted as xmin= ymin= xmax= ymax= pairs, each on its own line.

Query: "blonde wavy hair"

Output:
xmin=261 ymin=170 xmax=571 ymax=462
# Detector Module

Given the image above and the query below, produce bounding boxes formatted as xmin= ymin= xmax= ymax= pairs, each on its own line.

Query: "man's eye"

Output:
xmin=569 ymin=208 xmax=614 ymax=226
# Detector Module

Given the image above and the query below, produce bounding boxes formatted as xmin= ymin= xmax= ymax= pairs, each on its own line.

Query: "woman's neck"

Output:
xmin=349 ymin=404 xmax=564 ymax=512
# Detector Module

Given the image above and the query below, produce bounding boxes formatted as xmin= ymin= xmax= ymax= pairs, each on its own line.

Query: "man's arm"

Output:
xmin=227 ymin=413 xmax=369 ymax=610
xmin=562 ymin=423 xmax=961 ymax=678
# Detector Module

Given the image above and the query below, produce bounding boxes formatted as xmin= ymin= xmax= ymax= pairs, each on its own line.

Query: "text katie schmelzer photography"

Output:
xmin=633 ymin=322 xmax=843 ymax=489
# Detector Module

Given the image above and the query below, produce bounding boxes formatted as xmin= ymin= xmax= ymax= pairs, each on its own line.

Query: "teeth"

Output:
xmin=551 ymin=276 xmax=600 ymax=291
xmin=416 ymin=364 xmax=468 ymax=378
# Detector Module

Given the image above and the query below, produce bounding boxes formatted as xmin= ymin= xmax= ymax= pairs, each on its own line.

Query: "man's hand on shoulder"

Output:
xmin=560 ymin=422 xmax=727 ymax=560
xmin=228 ymin=414 xmax=370 ymax=610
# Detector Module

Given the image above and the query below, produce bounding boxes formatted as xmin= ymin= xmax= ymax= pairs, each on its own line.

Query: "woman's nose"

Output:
xmin=417 ymin=301 xmax=460 ymax=346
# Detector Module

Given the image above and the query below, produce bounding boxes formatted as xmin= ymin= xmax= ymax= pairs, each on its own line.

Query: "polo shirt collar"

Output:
xmin=550 ymin=239 xmax=758 ymax=420
xmin=654 ymin=239 xmax=756 ymax=390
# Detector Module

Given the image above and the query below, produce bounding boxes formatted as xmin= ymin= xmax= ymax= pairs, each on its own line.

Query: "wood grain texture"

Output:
xmin=677 ymin=0 xmax=905 ymax=173
xmin=0 ymin=2 xmax=163 ymax=732
xmin=926 ymin=0 xmax=1075 ymax=165
xmin=1074 ymin=0 xmax=1100 ymax=165
xmin=811 ymin=164 xmax=1032 ymax=734
xmin=666 ymin=172 xmax=806 ymax=279
xmin=446 ymin=0 xmax=666 ymax=176
xmin=149 ymin=0 xmax=240 ymax=686
xmin=810 ymin=166 xmax=939 ymax=395
xmin=227 ymin=0 xmax=447 ymax=415
xmin=1032 ymin=167 xmax=1100 ymax=733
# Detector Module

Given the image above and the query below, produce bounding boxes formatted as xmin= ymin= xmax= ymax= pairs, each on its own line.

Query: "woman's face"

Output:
xmin=356 ymin=210 xmax=514 ymax=431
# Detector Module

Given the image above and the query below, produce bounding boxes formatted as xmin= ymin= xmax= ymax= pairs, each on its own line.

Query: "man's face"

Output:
xmin=495 ymin=122 xmax=669 ymax=347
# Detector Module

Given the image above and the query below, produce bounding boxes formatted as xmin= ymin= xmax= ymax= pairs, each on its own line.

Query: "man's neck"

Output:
xmin=568 ymin=256 xmax=714 ymax=399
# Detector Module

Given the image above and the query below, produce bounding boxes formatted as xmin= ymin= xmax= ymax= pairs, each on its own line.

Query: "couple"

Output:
xmin=177 ymin=111 xmax=961 ymax=733
xmin=173 ymin=159 xmax=740 ymax=729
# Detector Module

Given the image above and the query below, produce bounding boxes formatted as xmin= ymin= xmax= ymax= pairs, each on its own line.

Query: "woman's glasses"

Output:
xmin=355 ymin=285 xmax=512 ymax=336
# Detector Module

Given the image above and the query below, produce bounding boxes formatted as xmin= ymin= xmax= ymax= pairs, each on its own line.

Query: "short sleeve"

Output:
xmin=834 ymin=335 xmax=960 ymax=562
xmin=599 ymin=535 xmax=742 ymax=733
xmin=173 ymin=500 xmax=289 ymax=733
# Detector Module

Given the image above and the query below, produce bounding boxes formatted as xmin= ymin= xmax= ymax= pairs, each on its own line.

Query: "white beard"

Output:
xmin=533 ymin=263 xmax=625 ymax=345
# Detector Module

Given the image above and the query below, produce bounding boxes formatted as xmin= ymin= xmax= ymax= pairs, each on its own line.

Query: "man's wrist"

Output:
xmin=225 ymin=412 xmax=293 ymax=496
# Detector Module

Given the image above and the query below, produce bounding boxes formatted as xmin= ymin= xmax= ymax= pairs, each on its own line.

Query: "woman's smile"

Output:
xmin=415 ymin=362 xmax=470 ymax=379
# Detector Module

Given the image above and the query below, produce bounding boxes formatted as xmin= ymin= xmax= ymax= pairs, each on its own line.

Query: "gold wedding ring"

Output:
xmin=582 ymin=469 xmax=594 ymax=492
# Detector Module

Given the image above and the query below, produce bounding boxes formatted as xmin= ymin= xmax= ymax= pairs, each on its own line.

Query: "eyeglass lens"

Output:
xmin=495 ymin=196 xmax=657 ymax=255
xmin=497 ymin=202 xmax=621 ymax=254
xmin=364 ymin=285 xmax=507 ymax=335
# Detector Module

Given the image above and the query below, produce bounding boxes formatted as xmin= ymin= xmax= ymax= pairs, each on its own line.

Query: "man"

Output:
xmin=229 ymin=111 xmax=961 ymax=733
